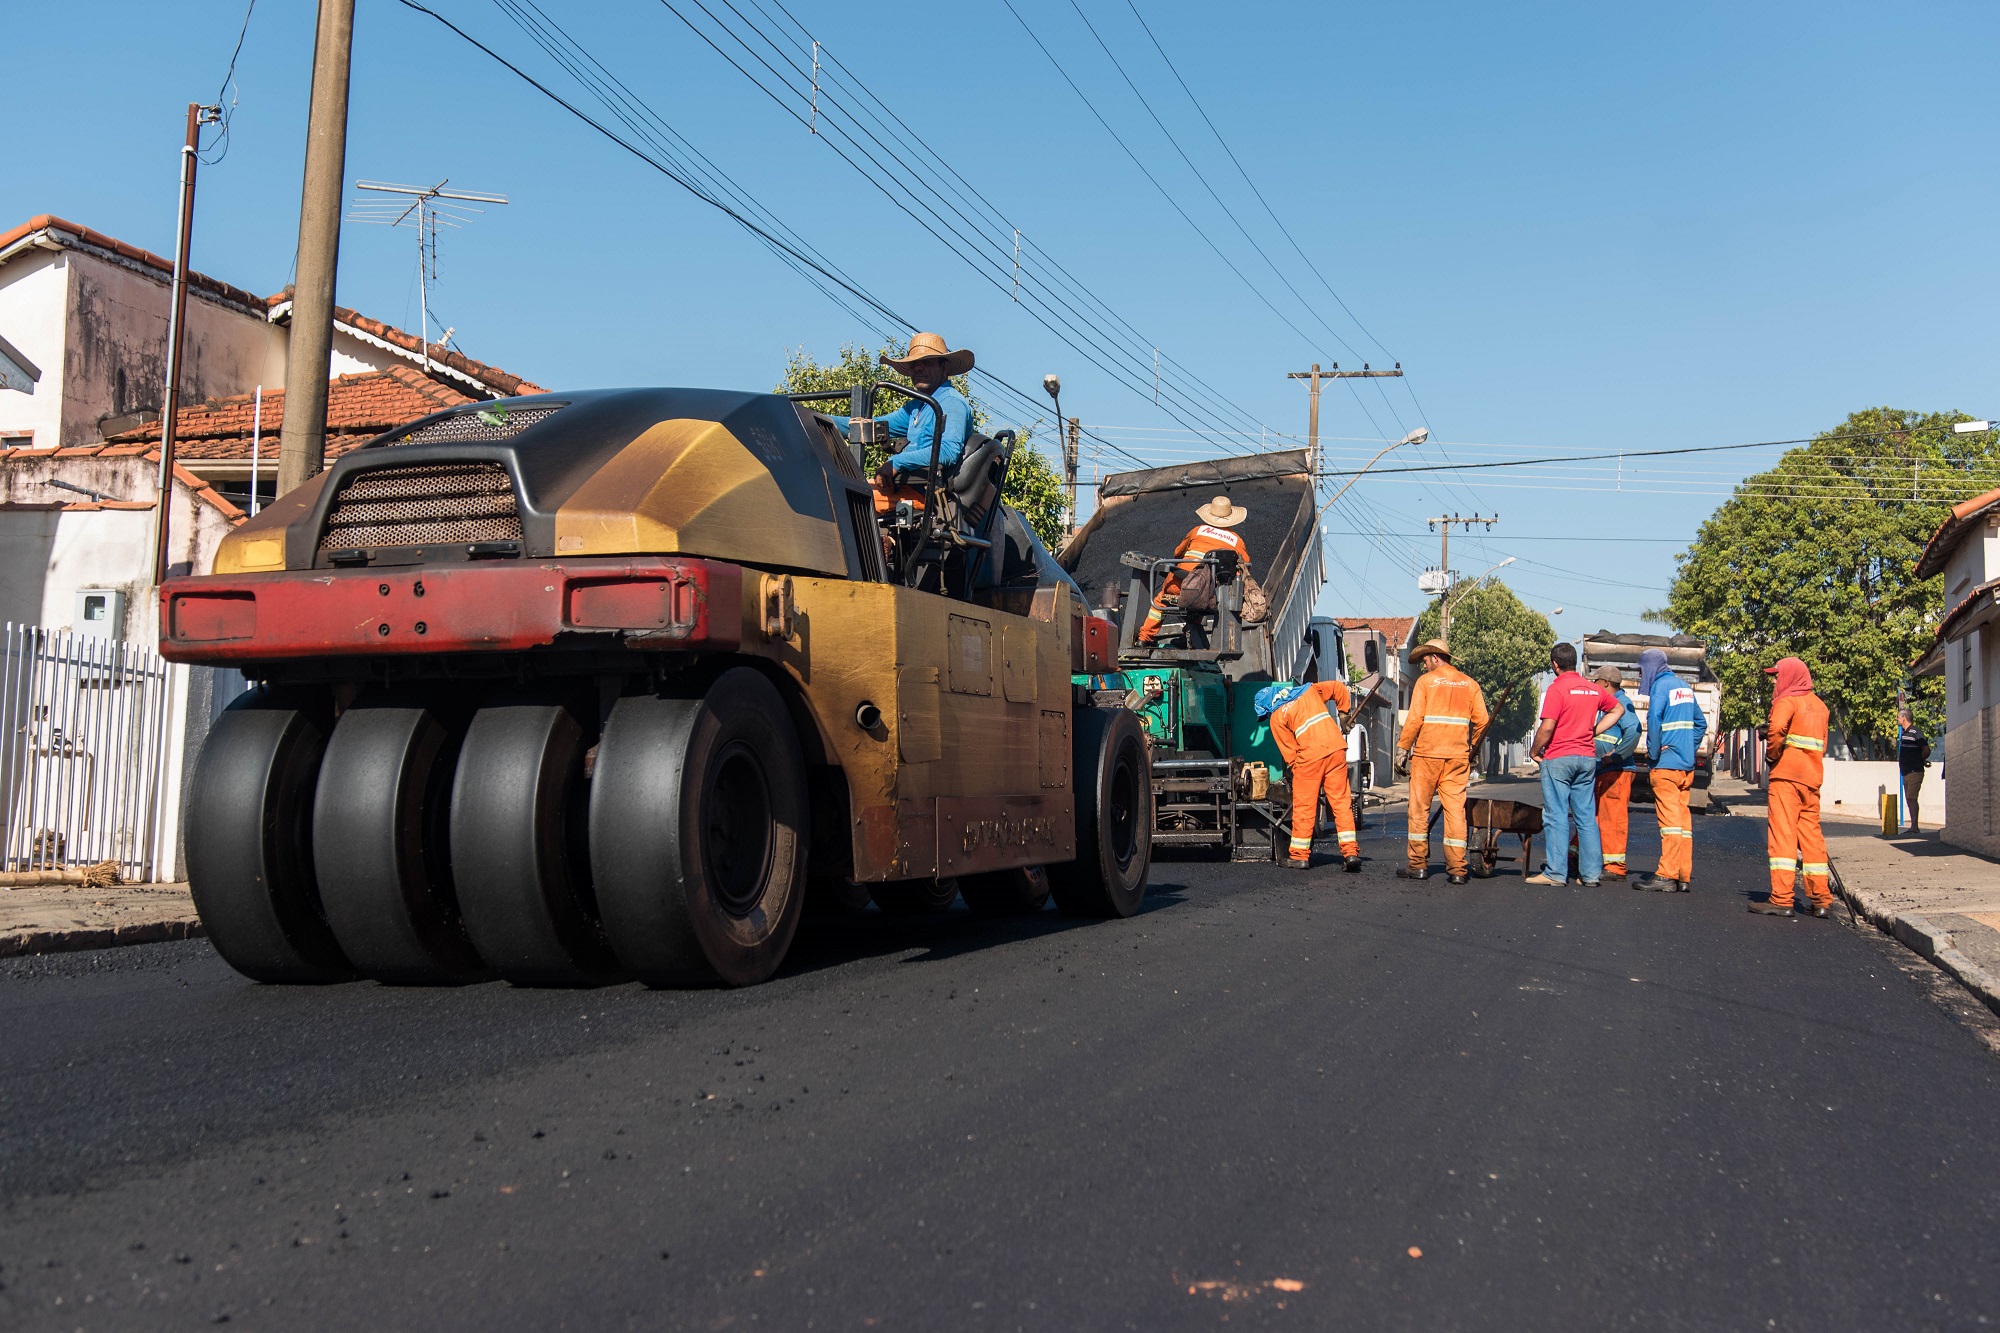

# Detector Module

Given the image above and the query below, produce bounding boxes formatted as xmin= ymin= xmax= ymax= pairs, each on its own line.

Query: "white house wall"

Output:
xmin=0 ymin=248 xmax=70 ymax=447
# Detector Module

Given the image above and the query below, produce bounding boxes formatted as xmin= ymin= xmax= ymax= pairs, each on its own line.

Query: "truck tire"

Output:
xmin=313 ymin=705 xmax=486 ymax=984
xmin=452 ymin=705 xmax=622 ymax=987
xmin=1051 ymin=707 xmax=1152 ymax=918
xmin=960 ymin=865 xmax=1052 ymax=915
xmin=590 ymin=671 xmax=809 ymax=987
xmin=185 ymin=694 xmax=354 ymax=984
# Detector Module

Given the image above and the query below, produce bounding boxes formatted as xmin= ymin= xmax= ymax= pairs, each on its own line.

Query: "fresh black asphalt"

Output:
xmin=2 ymin=805 xmax=1998 ymax=1330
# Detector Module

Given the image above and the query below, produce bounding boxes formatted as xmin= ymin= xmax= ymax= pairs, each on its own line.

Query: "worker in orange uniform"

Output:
xmin=1257 ymin=679 xmax=1363 ymax=873
xmin=1591 ymin=665 xmax=1642 ymax=879
xmin=1395 ymin=639 xmax=1490 ymax=884
xmin=1631 ymin=647 xmax=1708 ymax=893
xmin=1136 ymin=495 xmax=1250 ymax=647
xmin=1752 ymin=656 xmax=1832 ymax=918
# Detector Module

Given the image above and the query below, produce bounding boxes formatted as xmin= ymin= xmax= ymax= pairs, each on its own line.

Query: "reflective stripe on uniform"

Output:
xmin=1603 ymin=853 xmax=1626 ymax=862
xmin=1289 ymin=837 xmax=1312 ymax=850
xmin=1769 ymin=856 xmax=1797 ymax=869
xmin=1784 ymin=735 xmax=1826 ymax=751
xmin=1443 ymin=837 xmax=1467 ymax=848
xmin=1294 ymin=712 xmax=1330 ymax=734
xmin=1802 ymin=862 xmax=1828 ymax=874
xmin=1337 ymin=831 xmax=1357 ymax=844
xmin=1661 ymin=721 xmax=1697 ymax=731
xmin=1665 ymin=830 xmax=1693 ymax=840
xmin=1408 ymin=835 xmax=1428 ymax=843
xmin=1660 ymin=826 xmax=1684 ymax=836
xmin=1422 ymin=715 xmax=1470 ymax=725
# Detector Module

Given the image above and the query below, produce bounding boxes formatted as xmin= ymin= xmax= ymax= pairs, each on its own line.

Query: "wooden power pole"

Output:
xmin=1286 ymin=362 xmax=1403 ymax=473
xmin=277 ymin=0 xmax=356 ymax=497
xmin=1429 ymin=513 xmax=1498 ymax=643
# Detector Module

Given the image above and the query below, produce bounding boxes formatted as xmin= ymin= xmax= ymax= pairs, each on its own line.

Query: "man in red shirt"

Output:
xmin=1524 ymin=642 xmax=1626 ymax=887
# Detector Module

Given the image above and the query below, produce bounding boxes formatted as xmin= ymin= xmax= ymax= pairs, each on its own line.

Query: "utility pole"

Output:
xmin=1286 ymin=362 xmax=1404 ymax=472
xmin=277 ymin=0 xmax=355 ymax=497
xmin=1428 ymin=513 xmax=1498 ymax=644
xmin=1064 ymin=416 xmax=1081 ymax=534
xmin=152 ymin=101 xmax=222 ymax=586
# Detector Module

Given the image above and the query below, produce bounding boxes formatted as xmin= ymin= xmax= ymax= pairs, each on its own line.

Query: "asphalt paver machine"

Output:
xmin=159 ymin=384 xmax=1150 ymax=988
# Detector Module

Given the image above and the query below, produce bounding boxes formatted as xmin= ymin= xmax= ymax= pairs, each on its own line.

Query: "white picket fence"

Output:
xmin=0 ymin=623 xmax=177 ymax=880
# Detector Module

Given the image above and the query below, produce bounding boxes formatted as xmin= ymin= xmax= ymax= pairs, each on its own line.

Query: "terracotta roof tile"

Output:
xmin=267 ymin=286 xmax=548 ymax=398
xmin=107 ymin=366 xmax=478 ymax=461
xmin=1336 ymin=615 xmax=1419 ymax=648
xmin=1915 ymin=487 xmax=2000 ymax=581
xmin=0 ymin=215 xmax=268 ymax=314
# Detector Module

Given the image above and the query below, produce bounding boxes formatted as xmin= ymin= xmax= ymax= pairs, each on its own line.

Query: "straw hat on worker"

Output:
xmin=883 ymin=332 xmax=975 ymax=376
xmin=1197 ymin=495 xmax=1248 ymax=527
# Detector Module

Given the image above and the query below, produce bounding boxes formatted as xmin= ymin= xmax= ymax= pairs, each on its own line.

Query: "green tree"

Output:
xmin=776 ymin=341 xmax=1068 ymax=547
xmin=1658 ymin=407 xmax=1986 ymax=754
xmin=1412 ymin=580 xmax=1557 ymax=743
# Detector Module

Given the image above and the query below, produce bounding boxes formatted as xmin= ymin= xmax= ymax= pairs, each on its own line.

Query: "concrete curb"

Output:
xmin=0 ymin=917 xmax=205 ymax=960
xmin=1830 ymin=860 xmax=2000 ymax=1019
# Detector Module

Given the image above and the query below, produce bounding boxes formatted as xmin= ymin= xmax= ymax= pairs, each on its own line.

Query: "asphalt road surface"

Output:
xmin=4 ymin=801 xmax=2000 ymax=1331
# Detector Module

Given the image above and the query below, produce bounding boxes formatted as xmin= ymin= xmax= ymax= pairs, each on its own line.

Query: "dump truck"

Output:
xmin=157 ymin=383 xmax=1151 ymax=988
xmin=1579 ymin=632 xmax=1724 ymax=809
xmin=1056 ymin=451 xmax=1379 ymax=858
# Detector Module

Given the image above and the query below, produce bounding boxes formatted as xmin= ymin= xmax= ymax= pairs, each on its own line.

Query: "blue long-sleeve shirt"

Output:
xmin=1596 ymin=687 xmax=1641 ymax=769
xmin=1646 ymin=669 xmax=1707 ymax=771
xmin=836 ymin=382 xmax=972 ymax=474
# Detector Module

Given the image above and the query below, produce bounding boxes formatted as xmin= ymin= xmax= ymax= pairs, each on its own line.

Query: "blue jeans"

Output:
xmin=1540 ymin=754 xmax=1601 ymax=882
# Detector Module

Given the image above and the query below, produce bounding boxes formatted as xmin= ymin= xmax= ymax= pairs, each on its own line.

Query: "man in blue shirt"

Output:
xmin=836 ymin=332 xmax=976 ymax=510
xmin=1632 ymin=646 xmax=1708 ymax=892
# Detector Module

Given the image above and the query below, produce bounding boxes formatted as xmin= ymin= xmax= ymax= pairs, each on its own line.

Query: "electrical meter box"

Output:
xmin=75 ymin=588 xmax=127 ymax=640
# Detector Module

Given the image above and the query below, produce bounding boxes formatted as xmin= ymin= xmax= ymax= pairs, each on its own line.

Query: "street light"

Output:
xmin=1315 ymin=426 xmax=1430 ymax=522
xmin=1953 ymin=420 xmax=1993 ymax=434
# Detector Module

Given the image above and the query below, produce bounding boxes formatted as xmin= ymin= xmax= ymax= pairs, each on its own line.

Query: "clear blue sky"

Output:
xmin=12 ymin=0 xmax=1999 ymax=634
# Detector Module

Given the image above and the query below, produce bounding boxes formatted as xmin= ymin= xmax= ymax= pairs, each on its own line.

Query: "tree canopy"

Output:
xmin=1658 ymin=407 xmax=1992 ymax=752
xmin=776 ymin=341 xmax=1068 ymax=547
xmin=1413 ymin=580 xmax=1557 ymax=743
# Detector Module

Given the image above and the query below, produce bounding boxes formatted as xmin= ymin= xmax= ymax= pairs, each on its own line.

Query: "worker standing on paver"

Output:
xmin=1396 ymin=639 xmax=1490 ymax=884
xmin=1259 ymin=679 xmax=1363 ymax=873
xmin=1632 ymin=646 xmax=1707 ymax=893
xmin=1591 ymin=665 xmax=1643 ymax=880
xmin=1136 ymin=496 xmax=1251 ymax=647
xmin=1753 ymin=656 xmax=1833 ymax=918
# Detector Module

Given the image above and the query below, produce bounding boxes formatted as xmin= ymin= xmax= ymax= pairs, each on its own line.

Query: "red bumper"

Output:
xmin=159 ymin=559 xmax=744 ymax=665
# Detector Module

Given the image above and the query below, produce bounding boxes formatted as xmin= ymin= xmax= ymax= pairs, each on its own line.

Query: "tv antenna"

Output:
xmin=347 ymin=179 xmax=508 ymax=373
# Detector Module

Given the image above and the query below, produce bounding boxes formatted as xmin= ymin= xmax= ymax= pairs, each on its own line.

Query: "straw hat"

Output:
xmin=1196 ymin=494 xmax=1248 ymax=527
xmin=1409 ymin=638 xmax=1452 ymax=664
xmin=1591 ymin=665 xmax=1624 ymax=686
xmin=884 ymin=332 xmax=974 ymax=376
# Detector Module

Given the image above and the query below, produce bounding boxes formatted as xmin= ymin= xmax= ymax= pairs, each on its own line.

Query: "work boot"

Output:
xmin=1342 ymin=856 xmax=1363 ymax=874
xmin=1446 ymin=872 xmax=1470 ymax=885
xmin=1602 ymin=866 xmax=1628 ymax=879
xmin=1748 ymin=901 xmax=1795 ymax=917
xmin=1395 ymin=866 xmax=1427 ymax=881
xmin=1807 ymin=900 xmax=1834 ymax=918
xmin=1282 ymin=858 xmax=1311 ymax=871
xmin=1631 ymin=873 xmax=1679 ymax=892
xmin=1522 ymin=872 xmax=1564 ymax=887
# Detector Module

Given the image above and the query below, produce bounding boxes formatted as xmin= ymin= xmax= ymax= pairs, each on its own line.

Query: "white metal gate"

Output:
xmin=0 ymin=624 xmax=175 ymax=880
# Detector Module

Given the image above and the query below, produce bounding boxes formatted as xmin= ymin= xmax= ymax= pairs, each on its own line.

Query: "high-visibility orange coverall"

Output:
xmin=1764 ymin=657 xmax=1831 ymax=910
xmin=1649 ymin=770 xmax=1695 ymax=881
xmin=1137 ymin=524 xmax=1250 ymax=645
xmin=1270 ymin=680 xmax=1356 ymax=864
xmin=1595 ymin=769 xmax=1634 ymax=877
xmin=1398 ymin=663 xmax=1490 ymax=875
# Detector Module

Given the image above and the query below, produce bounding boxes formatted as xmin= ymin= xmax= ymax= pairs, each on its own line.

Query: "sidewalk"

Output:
xmin=1713 ymin=773 xmax=2000 ymax=1018
xmin=0 ymin=881 xmax=203 ymax=959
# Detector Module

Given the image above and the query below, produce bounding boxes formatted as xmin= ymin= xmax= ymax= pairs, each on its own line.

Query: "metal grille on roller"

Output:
xmin=396 ymin=404 xmax=563 ymax=446
xmin=318 ymin=463 xmax=523 ymax=552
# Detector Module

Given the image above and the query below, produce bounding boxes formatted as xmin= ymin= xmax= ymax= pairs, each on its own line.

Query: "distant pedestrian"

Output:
xmin=1897 ymin=709 xmax=1932 ymax=833
xmin=1632 ymin=647 xmax=1708 ymax=892
xmin=1258 ymin=679 xmax=1363 ymax=873
xmin=1752 ymin=656 xmax=1832 ymax=918
xmin=1590 ymin=665 xmax=1642 ymax=879
xmin=1524 ymin=644 xmax=1625 ymax=887
xmin=1395 ymin=639 xmax=1489 ymax=884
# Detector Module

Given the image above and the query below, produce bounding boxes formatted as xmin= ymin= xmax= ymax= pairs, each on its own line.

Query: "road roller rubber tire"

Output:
xmin=1050 ymin=707 xmax=1152 ymax=918
xmin=958 ymin=865 xmax=1051 ymax=915
xmin=869 ymin=878 xmax=961 ymax=915
xmin=314 ymin=705 xmax=486 ymax=984
xmin=185 ymin=694 xmax=353 ymax=984
xmin=590 ymin=670 xmax=809 ymax=987
xmin=451 ymin=705 xmax=621 ymax=987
